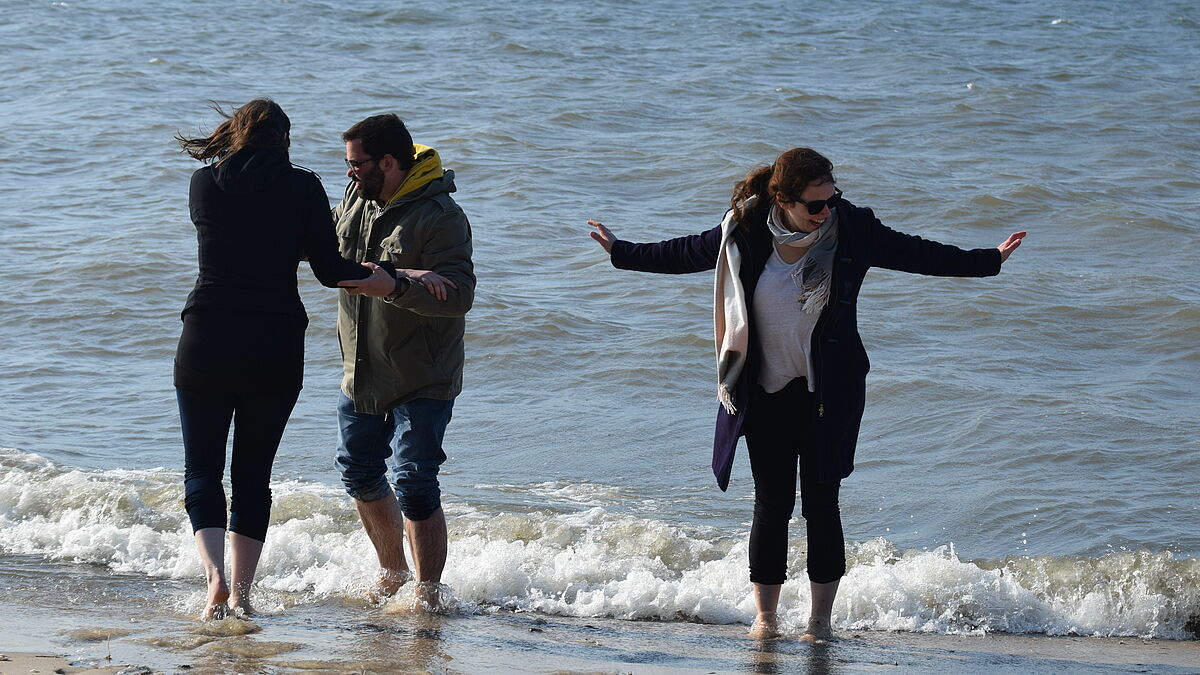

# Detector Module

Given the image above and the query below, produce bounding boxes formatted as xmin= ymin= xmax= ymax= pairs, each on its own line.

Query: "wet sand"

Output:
xmin=0 ymin=653 xmax=125 ymax=675
xmin=3 ymin=597 xmax=1197 ymax=674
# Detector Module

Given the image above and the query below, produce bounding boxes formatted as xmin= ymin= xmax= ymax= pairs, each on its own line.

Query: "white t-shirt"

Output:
xmin=752 ymin=247 xmax=821 ymax=393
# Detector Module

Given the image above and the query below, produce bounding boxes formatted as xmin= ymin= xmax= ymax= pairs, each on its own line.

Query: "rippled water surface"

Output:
xmin=0 ymin=0 xmax=1197 ymax=658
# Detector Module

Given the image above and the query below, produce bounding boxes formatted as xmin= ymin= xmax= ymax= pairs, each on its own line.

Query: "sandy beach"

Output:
xmin=0 ymin=653 xmax=127 ymax=675
xmin=4 ymin=602 xmax=1197 ymax=674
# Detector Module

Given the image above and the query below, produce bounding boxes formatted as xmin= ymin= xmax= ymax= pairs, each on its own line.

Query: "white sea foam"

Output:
xmin=1 ymin=449 xmax=1196 ymax=638
xmin=471 ymin=480 xmax=633 ymax=507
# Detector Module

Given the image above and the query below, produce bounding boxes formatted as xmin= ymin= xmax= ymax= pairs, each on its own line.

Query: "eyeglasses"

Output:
xmin=787 ymin=187 xmax=843 ymax=215
xmin=344 ymin=157 xmax=377 ymax=172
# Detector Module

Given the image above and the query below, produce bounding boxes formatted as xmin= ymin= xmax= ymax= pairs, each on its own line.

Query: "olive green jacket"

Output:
xmin=333 ymin=147 xmax=474 ymax=414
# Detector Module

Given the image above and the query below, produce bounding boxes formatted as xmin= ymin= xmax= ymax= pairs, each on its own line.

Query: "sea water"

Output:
xmin=0 ymin=0 xmax=1197 ymax=658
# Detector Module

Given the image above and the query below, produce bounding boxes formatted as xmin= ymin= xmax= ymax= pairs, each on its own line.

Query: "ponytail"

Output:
xmin=729 ymin=148 xmax=835 ymax=226
xmin=730 ymin=165 xmax=772 ymax=225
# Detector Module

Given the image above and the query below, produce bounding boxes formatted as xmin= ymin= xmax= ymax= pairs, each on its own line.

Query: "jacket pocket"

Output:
xmin=821 ymin=333 xmax=870 ymax=377
xmin=380 ymin=322 xmax=444 ymax=387
xmin=379 ymin=232 xmax=422 ymax=268
xmin=421 ymin=323 xmax=452 ymax=381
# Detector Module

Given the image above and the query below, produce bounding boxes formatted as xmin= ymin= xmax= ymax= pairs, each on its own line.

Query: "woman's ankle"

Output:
xmin=748 ymin=612 xmax=781 ymax=639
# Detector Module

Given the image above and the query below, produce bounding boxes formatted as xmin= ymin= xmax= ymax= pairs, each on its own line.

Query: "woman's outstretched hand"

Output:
xmin=338 ymin=262 xmax=395 ymax=296
xmin=588 ymin=219 xmax=617 ymax=254
xmin=997 ymin=231 xmax=1027 ymax=263
xmin=337 ymin=263 xmax=457 ymax=300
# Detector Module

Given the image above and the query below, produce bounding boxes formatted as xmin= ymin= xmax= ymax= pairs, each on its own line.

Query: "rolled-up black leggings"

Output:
xmin=745 ymin=379 xmax=846 ymax=585
xmin=175 ymin=310 xmax=304 ymax=542
xmin=177 ymin=387 xmax=298 ymax=542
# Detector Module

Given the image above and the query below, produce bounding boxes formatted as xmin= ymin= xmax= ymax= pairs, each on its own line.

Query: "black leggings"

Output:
xmin=175 ymin=310 xmax=305 ymax=542
xmin=744 ymin=379 xmax=846 ymax=585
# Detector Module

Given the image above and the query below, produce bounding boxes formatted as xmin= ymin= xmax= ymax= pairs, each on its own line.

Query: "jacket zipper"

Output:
xmin=810 ymin=239 xmax=847 ymax=420
xmin=812 ymin=311 xmax=830 ymax=419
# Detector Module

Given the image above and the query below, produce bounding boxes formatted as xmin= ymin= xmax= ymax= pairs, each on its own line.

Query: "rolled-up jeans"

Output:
xmin=334 ymin=391 xmax=453 ymax=521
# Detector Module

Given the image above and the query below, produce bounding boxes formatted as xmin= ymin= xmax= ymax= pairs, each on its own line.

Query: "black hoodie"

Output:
xmin=181 ymin=148 xmax=369 ymax=319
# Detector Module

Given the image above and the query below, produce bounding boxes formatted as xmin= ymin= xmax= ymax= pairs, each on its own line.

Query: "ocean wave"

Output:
xmin=0 ymin=448 xmax=1196 ymax=638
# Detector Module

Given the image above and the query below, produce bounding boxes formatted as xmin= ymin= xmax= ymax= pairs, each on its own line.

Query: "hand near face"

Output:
xmin=997 ymin=231 xmax=1027 ymax=264
xmin=588 ymin=219 xmax=617 ymax=254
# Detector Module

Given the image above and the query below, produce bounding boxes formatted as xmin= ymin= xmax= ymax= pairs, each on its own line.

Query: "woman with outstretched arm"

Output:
xmin=587 ymin=148 xmax=1025 ymax=642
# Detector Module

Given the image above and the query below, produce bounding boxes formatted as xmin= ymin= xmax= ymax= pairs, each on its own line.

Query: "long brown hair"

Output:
xmin=176 ymin=98 xmax=291 ymax=163
xmin=729 ymin=147 xmax=835 ymax=223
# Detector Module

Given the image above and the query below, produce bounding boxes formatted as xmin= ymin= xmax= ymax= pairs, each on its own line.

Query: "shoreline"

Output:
xmin=4 ymin=608 xmax=1198 ymax=674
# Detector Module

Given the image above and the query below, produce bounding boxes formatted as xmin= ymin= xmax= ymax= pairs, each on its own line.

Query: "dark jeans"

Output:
xmin=174 ymin=310 xmax=305 ymax=542
xmin=744 ymin=378 xmax=846 ymax=585
xmin=334 ymin=392 xmax=453 ymax=521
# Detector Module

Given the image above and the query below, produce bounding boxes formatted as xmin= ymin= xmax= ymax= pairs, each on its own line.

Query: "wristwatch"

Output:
xmin=384 ymin=276 xmax=411 ymax=303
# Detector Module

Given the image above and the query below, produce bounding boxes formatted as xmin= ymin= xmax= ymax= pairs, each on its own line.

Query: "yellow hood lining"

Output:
xmin=384 ymin=144 xmax=442 ymax=206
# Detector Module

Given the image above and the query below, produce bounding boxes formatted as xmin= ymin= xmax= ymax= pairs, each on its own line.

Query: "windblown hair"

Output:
xmin=342 ymin=114 xmax=415 ymax=171
xmin=176 ymin=99 xmax=291 ymax=163
xmin=729 ymin=147 xmax=835 ymax=224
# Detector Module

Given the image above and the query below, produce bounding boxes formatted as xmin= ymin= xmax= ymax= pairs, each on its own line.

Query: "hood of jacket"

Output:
xmin=210 ymin=147 xmax=290 ymax=195
xmin=379 ymin=144 xmax=456 ymax=211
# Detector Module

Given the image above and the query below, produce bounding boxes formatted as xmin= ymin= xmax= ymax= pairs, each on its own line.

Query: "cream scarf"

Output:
xmin=714 ymin=198 xmax=752 ymax=415
xmin=714 ymin=196 xmax=838 ymax=414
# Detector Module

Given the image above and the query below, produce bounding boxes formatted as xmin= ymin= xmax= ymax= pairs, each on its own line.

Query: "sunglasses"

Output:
xmin=787 ymin=187 xmax=843 ymax=215
xmin=344 ymin=157 xmax=378 ymax=172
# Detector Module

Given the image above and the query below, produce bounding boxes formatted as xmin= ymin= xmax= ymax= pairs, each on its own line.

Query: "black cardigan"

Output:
xmin=609 ymin=198 xmax=1001 ymax=489
xmin=182 ymin=148 xmax=369 ymax=320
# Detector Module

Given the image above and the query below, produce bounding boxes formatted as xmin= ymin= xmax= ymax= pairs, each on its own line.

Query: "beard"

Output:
xmin=353 ymin=165 xmax=386 ymax=202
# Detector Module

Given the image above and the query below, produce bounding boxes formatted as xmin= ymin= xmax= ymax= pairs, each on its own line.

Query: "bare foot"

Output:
xmin=364 ymin=568 xmax=413 ymax=603
xmin=748 ymin=612 xmax=781 ymax=640
xmin=414 ymin=581 xmax=443 ymax=610
xmin=798 ymin=618 xmax=835 ymax=645
xmin=383 ymin=582 xmax=450 ymax=615
xmin=202 ymin=581 xmax=230 ymax=621
xmin=228 ymin=595 xmax=253 ymax=618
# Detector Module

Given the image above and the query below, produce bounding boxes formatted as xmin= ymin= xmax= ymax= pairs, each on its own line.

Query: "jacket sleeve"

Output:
xmin=864 ymin=209 xmax=1001 ymax=277
xmin=387 ymin=210 xmax=475 ymax=318
xmin=609 ymin=224 xmax=722 ymax=274
xmin=299 ymin=177 xmax=371 ymax=286
xmin=331 ymin=182 xmax=353 ymax=222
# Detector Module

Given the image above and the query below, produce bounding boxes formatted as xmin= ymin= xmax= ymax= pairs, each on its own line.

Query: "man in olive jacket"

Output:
xmin=333 ymin=114 xmax=474 ymax=600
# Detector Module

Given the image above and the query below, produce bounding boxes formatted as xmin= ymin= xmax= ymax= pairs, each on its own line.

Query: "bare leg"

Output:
xmin=406 ymin=507 xmax=447 ymax=607
xmin=748 ymin=582 xmax=782 ymax=639
xmin=406 ymin=507 xmax=447 ymax=583
xmin=194 ymin=528 xmax=229 ymax=620
xmin=228 ymin=532 xmax=263 ymax=615
xmin=799 ymin=579 xmax=841 ymax=644
xmin=355 ymin=495 xmax=412 ymax=598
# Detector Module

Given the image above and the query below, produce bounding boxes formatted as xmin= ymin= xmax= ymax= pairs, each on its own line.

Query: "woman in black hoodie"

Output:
xmin=174 ymin=99 xmax=371 ymax=619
